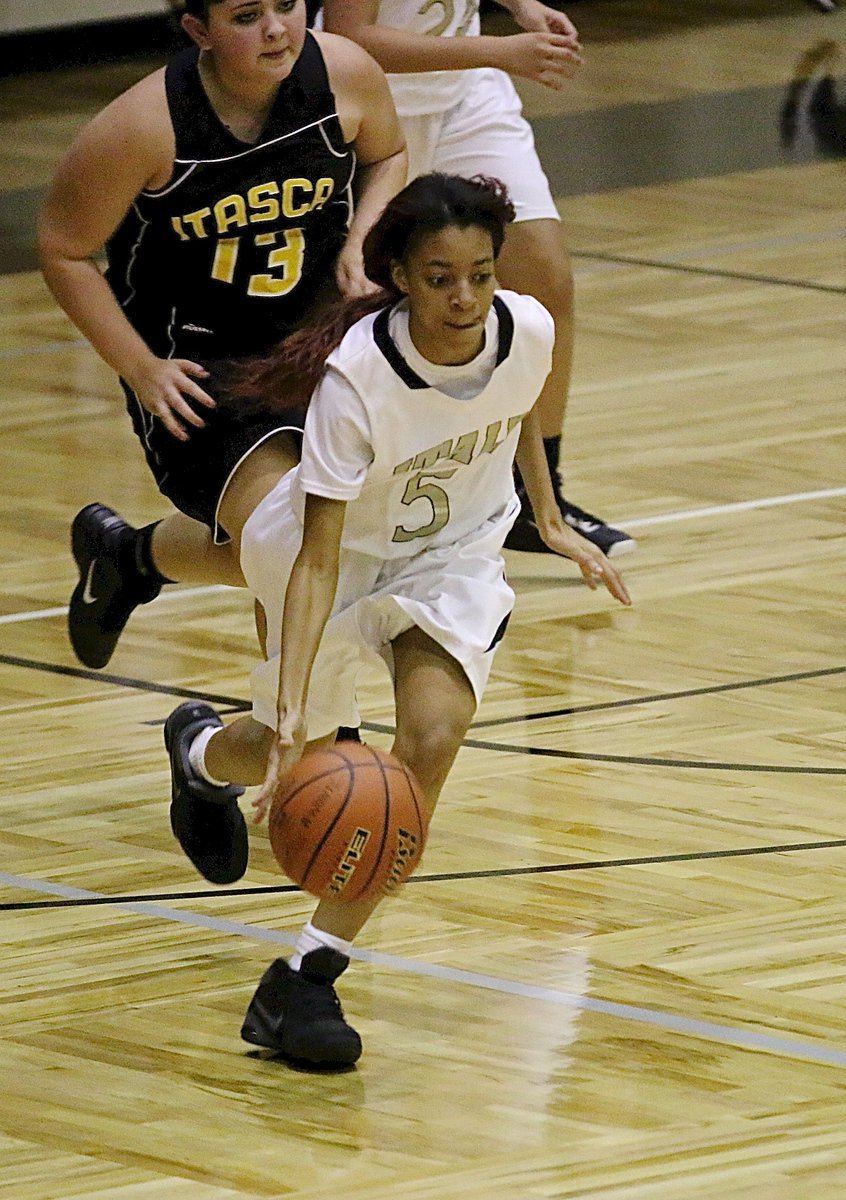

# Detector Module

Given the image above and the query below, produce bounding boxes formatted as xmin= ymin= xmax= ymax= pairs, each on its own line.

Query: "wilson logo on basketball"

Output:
xmin=383 ymin=827 xmax=420 ymax=894
xmin=327 ymin=827 xmax=372 ymax=896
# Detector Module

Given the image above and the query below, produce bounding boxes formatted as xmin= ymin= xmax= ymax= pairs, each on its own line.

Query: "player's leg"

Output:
xmin=242 ymin=625 xmax=477 ymax=1065
xmin=68 ymin=430 xmax=299 ymax=669
xmin=432 ymin=68 xmax=634 ymax=557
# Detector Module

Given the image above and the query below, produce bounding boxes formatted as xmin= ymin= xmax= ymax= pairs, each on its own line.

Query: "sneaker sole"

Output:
xmin=605 ymin=537 xmax=637 ymax=559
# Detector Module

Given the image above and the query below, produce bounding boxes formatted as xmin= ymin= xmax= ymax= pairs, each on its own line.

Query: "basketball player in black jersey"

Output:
xmin=39 ymin=0 xmax=407 ymax=669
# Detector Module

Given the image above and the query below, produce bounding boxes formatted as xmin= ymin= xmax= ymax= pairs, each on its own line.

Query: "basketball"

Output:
xmin=268 ymin=743 xmax=428 ymax=902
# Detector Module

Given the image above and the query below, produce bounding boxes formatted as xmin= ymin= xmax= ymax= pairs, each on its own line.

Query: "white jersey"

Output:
xmin=377 ymin=0 xmax=482 ymax=116
xmin=293 ymin=289 xmax=554 ymax=560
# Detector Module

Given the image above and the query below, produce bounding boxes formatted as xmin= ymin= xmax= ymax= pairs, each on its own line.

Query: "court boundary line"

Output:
xmin=1 ymin=485 xmax=843 ymax=631
xmin=571 ymin=249 xmax=846 ymax=294
xmin=1 ymin=868 xmax=844 ymax=1069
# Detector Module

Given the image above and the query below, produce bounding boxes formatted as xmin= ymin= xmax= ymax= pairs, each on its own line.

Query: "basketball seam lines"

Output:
xmin=357 ymin=755 xmax=392 ymax=898
xmin=300 ymin=767 xmax=356 ymax=893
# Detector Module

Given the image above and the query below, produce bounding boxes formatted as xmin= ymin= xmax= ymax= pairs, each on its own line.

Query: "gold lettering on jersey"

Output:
xmin=418 ymin=0 xmax=478 ymax=37
xmin=480 ymin=420 xmax=506 ymax=455
xmin=392 ymin=411 xmax=529 ymax=479
xmin=449 ymin=430 xmax=479 ymax=465
xmin=410 ymin=440 xmax=453 ymax=472
xmin=214 ymin=194 xmax=249 ymax=234
xmin=172 ymin=177 xmax=336 ymax=242
xmin=282 ymin=178 xmax=313 ymax=218
xmin=248 ymin=182 xmax=280 ymax=223
xmin=312 ymin=177 xmax=335 ymax=208
xmin=182 ymin=207 xmax=213 ymax=238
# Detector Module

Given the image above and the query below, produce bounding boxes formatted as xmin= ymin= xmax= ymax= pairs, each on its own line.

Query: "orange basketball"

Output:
xmin=268 ymin=742 xmax=428 ymax=902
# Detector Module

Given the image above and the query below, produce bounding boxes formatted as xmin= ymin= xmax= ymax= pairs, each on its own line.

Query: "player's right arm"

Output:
xmin=253 ymin=491 xmax=347 ymax=822
xmin=322 ymin=0 xmax=582 ymax=89
xmin=37 ymin=73 xmax=215 ymax=440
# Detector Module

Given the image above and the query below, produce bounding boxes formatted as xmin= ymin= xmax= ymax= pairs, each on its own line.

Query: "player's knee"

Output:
xmin=394 ymin=716 xmax=467 ymax=794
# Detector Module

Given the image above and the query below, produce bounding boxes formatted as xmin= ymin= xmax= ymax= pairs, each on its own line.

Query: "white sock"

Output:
xmin=187 ymin=726 xmax=228 ymax=786
xmin=290 ymin=921 xmax=353 ymax=971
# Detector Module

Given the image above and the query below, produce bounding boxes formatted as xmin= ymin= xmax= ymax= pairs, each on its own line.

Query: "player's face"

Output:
xmin=392 ymin=224 xmax=498 ymax=366
xmin=184 ymin=0 xmax=306 ymax=83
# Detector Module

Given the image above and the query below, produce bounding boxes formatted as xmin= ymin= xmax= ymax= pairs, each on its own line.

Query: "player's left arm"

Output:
xmin=515 ymin=408 xmax=631 ymax=606
xmin=253 ymin=492 xmax=347 ymax=822
xmin=317 ymin=32 xmax=408 ymax=298
xmin=493 ymin=0 xmax=580 ymax=41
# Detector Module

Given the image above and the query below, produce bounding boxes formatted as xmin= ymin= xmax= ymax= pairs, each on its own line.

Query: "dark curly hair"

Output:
xmin=223 ymin=173 xmax=515 ymax=411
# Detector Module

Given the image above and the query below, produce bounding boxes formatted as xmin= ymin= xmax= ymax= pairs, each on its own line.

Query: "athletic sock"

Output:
xmin=290 ymin=921 xmax=353 ymax=972
xmin=188 ymin=726 xmax=230 ymax=787
xmin=117 ymin=521 xmax=174 ymax=587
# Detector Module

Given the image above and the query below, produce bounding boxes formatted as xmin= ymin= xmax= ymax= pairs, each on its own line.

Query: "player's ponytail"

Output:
xmin=220 ymin=173 xmax=515 ymax=414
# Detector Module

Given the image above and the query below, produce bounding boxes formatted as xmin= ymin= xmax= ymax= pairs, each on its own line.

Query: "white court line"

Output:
xmin=1 ymin=869 xmax=845 ymax=1069
xmin=620 ymin=486 xmax=846 ymax=530
xmin=2 ymin=486 xmax=842 ymax=629
xmin=0 ymin=583 xmax=234 ymax=627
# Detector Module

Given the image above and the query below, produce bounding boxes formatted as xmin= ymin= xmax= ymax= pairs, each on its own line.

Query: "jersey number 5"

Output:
xmin=211 ymin=228 xmax=305 ymax=296
xmin=392 ymin=469 xmax=457 ymax=543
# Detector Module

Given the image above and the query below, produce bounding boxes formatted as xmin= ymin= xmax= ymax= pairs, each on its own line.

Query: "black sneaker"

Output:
xmin=504 ymin=494 xmax=636 ymax=558
xmin=559 ymin=498 xmax=636 ymax=558
xmin=69 ymin=503 xmax=161 ymax=668
xmin=503 ymin=508 xmax=550 ymax=554
xmin=241 ymin=948 xmax=362 ymax=1066
xmin=165 ymin=701 xmax=248 ymax=885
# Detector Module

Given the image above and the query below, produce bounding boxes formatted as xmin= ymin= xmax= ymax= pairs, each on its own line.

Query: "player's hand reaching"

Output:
xmin=506 ymin=0 xmax=580 ymax=41
xmin=539 ymin=519 xmax=632 ymax=606
xmin=493 ymin=30 xmax=583 ymax=88
xmin=125 ymin=355 xmax=216 ymax=441
xmin=252 ymin=709 xmax=308 ymax=824
xmin=335 ymin=241 xmax=381 ymax=300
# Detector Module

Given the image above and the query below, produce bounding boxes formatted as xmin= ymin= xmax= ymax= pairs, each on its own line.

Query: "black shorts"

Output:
xmin=122 ymin=379 xmax=304 ymax=542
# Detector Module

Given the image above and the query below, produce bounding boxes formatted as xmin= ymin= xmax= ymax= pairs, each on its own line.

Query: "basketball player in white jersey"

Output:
xmin=162 ymin=173 xmax=630 ymax=1066
xmin=321 ymin=0 xmax=636 ymax=558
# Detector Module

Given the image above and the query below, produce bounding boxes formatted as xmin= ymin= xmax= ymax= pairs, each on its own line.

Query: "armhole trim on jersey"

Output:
xmin=142 ymin=162 xmax=199 ymax=199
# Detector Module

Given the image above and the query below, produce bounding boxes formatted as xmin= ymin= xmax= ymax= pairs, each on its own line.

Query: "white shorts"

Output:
xmin=400 ymin=69 xmax=560 ymax=224
xmin=240 ymin=474 xmax=518 ymax=739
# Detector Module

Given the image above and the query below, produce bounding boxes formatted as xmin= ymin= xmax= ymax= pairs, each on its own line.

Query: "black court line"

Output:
xmin=470 ymin=664 xmax=846 ymax=729
xmin=458 ymin=737 xmax=846 ymax=775
xmin=572 ymin=249 xmax=846 ymax=295
xmin=0 ymin=652 xmax=249 ymax=711
xmin=3 ymin=650 xmax=843 ymax=774
xmin=3 ymin=837 xmax=846 ymax=912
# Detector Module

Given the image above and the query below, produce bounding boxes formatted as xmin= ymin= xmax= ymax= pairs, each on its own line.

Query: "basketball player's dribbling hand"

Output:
xmin=541 ymin=523 xmax=632 ymax=606
xmin=252 ymin=710 xmax=308 ymax=824
xmin=125 ymin=356 xmax=216 ymax=442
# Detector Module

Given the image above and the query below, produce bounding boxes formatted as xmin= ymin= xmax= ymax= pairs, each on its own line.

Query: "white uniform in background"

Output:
xmin=241 ymin=289 xmax=555 ymax=736
xmin=376 ymin=0 xmax=561 ymax=222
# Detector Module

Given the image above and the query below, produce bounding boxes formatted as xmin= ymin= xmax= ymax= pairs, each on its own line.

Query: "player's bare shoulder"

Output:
xmin=79 ymin=67 xmax=175 ymax=192
xmin=312 ymin=28 xmax=385 ymax=98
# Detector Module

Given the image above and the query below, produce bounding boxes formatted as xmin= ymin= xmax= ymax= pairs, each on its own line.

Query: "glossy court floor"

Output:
xmin=0 ymin=2 xmax=845 ymax=1197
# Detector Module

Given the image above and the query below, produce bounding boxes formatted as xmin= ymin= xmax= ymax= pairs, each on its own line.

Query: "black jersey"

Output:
xmin=106 ymin=33 xmax=355 ymax=363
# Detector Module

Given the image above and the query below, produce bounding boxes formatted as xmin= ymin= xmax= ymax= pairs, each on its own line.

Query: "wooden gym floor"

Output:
xmin=0 ymin=2 xmax=845 ymax=1196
